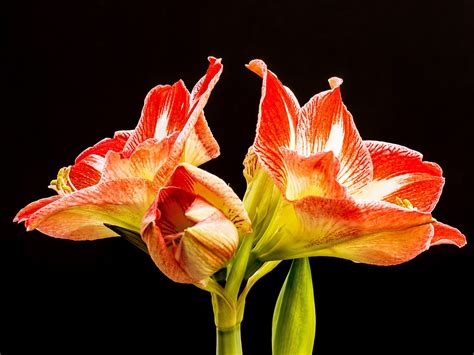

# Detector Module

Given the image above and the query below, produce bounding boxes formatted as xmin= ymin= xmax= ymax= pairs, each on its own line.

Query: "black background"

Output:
xmin=3 ymin=1 xmax=473 ymax=354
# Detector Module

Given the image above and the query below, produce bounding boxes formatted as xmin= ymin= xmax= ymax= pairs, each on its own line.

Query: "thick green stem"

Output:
xmin=216 ymin=324 xmax=242 ymax=355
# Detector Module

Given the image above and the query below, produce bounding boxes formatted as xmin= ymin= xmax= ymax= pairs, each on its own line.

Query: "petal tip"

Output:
xmin=328 ymin=77 xmax=343 ymax=89
xmin=246 ymin=59 xmax=267 ymax=77
xmin=208 ymin=56 xmax=222 ymax=64
xmin=431 ymin=222 xmax=467 ymax=248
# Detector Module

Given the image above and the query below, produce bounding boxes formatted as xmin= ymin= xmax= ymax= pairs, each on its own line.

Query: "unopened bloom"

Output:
xmin=15 ymin=57 xmax=223 ymax=240
xmin=142 ymin=163 xmax=252 ymax=284
xmin=245 ymin=59 xmax=466 ymax=264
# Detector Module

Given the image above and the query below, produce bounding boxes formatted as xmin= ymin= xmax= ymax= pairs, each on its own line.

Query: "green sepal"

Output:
xmin=272 ymin=257 xmax=315 ymax=355
xmin=104 ymin=223 xmax=148 ymax=254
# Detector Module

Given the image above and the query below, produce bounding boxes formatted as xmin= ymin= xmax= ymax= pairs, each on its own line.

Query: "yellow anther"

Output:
xmin=402 ymin=199 xmax=414 ymax=209
xmin=395 ymin=197 xmax=416 ymax=210
xmin=48 ymin=166 xmax=76 ymax=196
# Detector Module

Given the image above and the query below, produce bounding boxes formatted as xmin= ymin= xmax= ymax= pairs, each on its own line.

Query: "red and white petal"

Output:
xmin=75 ymin=130 xmax=132 ymax=163
xmin=430 ymin=221 xmax=466 ymax=247
xmin=166 ymin=58 xmax=223 ymax=167
xmin=69 ymin=155 xmax=105 ymax=190
xmin=24 ymin=179 xmax=155 ymax=240
xmin=313 ymin=223 xmax=434 ymax=266
xmin=353 ymin=141 xmax=444 ymax=212
xmin=294 ymin=197 xmax=434 ymax=246
xmin=142 ymin=219 xmax=195 ymax=284
xmin=182 ymin=112 xmax=220 ymax=166
xmin=255 ymin=196 xmax=434 ymax=261
xmin=69 ymin=130 xmax=133 ymax=190
xmin=298 ymin=78 xmax=373 ymax=195
xmin=281 ymin=148 xmax=347 ymax=200
xmin=14 ymin=195 xmax=61 ymax=223
xmin=166 ymin=163 xmax=252 ymax=235
xmin=190 ymin=57 xmax=224 ymax=108
xmin=123 ymin=82 xmax=190 ymax=155
xmin=100 ymin=136 xmax=176 ymax=187
xmin=246 ymin=59 xmax=300 ymax=192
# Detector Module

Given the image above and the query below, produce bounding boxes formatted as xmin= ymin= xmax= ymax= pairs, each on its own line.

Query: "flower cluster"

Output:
xmin=15 ymin=57 xmax=466 ymax=354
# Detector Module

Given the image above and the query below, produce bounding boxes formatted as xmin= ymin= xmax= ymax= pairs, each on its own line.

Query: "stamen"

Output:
xmin=394 ymin=197 xmax=417 ymax=210
xmin=48 ymin=166 xmax=77 ymax=196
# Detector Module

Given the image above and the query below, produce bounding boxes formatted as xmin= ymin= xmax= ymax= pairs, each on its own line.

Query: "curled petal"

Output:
xmin=431 ymin=221 xmax=467 ymax=247
xmin=353 ymin=141 xmax=444 ymax=212
xmin=166 ymin=163 xmax=252 ymax=235
xmin=22 ymin=179 xmax=155 ymax=240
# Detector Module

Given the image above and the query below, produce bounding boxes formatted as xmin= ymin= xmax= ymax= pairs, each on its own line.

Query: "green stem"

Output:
xmin=216 ymin=324 xmax=242 ymax=355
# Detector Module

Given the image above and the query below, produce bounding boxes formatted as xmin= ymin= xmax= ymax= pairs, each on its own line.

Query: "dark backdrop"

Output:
xmin=3 ymin=1 xmax=473 ymax=354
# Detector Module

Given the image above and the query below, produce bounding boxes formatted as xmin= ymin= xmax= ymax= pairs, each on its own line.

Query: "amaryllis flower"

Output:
xmin=142 ymin=163 xmax=252 ymax=284
xmin=14 ymin=57 xmax=223 ymax=240
xmin=245 ymin=59 xmax=466 ymax=264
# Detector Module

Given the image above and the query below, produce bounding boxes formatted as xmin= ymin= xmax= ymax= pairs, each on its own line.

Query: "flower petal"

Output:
xmin=298 ymin=78 xmax=373 ymax=195
xmin=190 ymin=57 xmax=224 ymax=107
xmin=246 ymin=59 xmax=300 ymax=192
xmin=122 ymin=81 xmax=190 ymax=155
xmin=100 ymin=135 xmax=177 ymax=187
xmin=164 ymin=57 xmax=223 ymax=168
xmin=142 ymin=220 xmax=195 ymax=284
xmin=353 ymin=141 xmax=444 ymax=212
xmin=314 ymin=223 xmax=434 ymax=265
xmin=165 ymin=163 xmax=252 ymax=235
xmin=254 ymin=196 xmax=434 ymax=261
xmin=281 ymin=148 xmax=347 ymax=200
xmin=24 ymin=179 xmax=155 ymax=240
xmin=179 ymin=212 xmax=239 ymax=282
xmin=14 ymin=195 xmax=61 ymax=223
xmin=430 ymin=221 xmax=467 ymax=247
xmin=123 ymin=57 xmax=223 ymax=168
xmin=69 ymin=130 xmax=133 ymax=190
xmin=182 ymin=112 xmax=220 ymax=166
xmin=74 ymin=130 xmax=132 ymax=163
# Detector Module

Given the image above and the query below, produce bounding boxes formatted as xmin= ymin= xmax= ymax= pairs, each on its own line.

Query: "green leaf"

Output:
xmin=104 ymin=223 xmax=148 ymax=254
xmin=272 ymin=257 xmax=315 ymax=355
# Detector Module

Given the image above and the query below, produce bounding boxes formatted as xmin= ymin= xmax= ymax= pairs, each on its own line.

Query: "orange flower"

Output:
xmin=245 ymin=59 xmax=466 ymax=264
xmin=14 ymin=57 xmax=223 ymax=240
